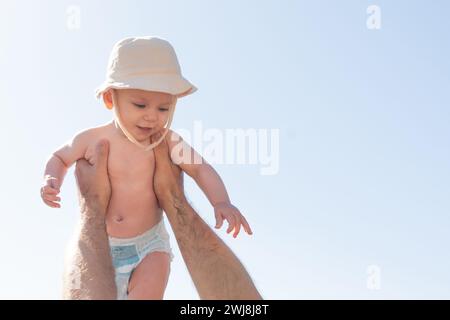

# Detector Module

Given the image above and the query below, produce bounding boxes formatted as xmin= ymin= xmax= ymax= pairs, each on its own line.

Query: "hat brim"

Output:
xmin=95 ymin=73 xmax=197 ymax=99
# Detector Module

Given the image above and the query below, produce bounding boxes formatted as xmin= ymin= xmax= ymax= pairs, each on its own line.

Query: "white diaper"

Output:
xmin=108 ymin=218 xmax=174 ymax=300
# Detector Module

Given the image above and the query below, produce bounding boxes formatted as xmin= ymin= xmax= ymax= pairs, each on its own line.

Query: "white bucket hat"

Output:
xmin=94 ymin=36 xmax=197 ymax=99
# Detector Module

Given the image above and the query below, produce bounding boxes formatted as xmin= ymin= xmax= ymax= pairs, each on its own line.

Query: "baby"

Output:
xmin=40 ymin=37 xmax=252 ymax=300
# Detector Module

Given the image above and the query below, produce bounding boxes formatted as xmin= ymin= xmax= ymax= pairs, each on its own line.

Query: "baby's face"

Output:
xmin=107 ymin=89 xmax=175 ymax=142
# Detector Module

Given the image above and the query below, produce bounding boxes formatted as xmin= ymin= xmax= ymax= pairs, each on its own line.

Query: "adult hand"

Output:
xmin=150 ymin=131 xmax=184 ymax=206
xmin=64 ymin=139 xmax=116 ymax=300
xmin=75 ymin=139 xmax=111 ymax=214
xmin=150 ymin=130 xmax=262 ymax=300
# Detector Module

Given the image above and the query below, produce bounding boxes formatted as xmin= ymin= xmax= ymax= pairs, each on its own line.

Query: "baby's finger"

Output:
xmin=226 ymin=215 xmax=236 ymax=234
xmin=43 ymin=185 xmax=59 ymax=194
xmin=43 ymin=193 xmax=60 ymax=202
xmin=44 ymin=199 xmax=58 ymax=207
xmin=240 ymin=215 xmax=253 ymax=235
xmin=214 ymin=212 xmax=224 ymax=229
xmin=233 ymin=218 xmax=241 ymax=238
xmin=44 ymin=199 xmax=60 ymax=208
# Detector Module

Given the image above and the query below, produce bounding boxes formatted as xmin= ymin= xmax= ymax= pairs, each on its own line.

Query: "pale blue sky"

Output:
xmin=0 ymin=0 xmax=449 ymax=299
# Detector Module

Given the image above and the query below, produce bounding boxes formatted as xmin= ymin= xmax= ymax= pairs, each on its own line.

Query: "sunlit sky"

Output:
xmin=1 ymin=0 xmax=449 ymax=299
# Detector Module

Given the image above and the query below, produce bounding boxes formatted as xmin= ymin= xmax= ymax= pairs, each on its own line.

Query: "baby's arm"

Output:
xmin=166 ymin=130 xmax=253 ymax=237
xmin=41 ymin=129 xmax=93 ymax=208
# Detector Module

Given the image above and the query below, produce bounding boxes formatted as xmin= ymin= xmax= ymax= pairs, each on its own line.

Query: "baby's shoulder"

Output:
xmin=81 ymin=122 xmax=115 ymax=162
xmin=70 ymin=123 xmax=110 ymax=145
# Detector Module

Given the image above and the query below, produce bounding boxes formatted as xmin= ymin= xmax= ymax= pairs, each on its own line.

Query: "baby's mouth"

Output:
xmin=136 ymin=125 xmax=153 ymax=134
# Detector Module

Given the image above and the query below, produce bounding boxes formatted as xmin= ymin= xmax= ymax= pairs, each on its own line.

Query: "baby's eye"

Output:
xmin=133 ymin=103 xmax=146 ymax=109
xmin=159 ymin=107 xmax=169 ymax=112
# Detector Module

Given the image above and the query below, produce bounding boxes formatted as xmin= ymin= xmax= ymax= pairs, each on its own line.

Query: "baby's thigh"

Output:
xmin=127 ymin=252 xmax=171 ymax=300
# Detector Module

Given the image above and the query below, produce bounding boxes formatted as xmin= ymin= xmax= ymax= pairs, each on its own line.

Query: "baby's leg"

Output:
xmin=127 ymin=251 xmax=171 ymax=300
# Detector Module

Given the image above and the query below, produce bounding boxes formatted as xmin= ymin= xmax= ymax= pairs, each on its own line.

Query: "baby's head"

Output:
xmin=103 ymin=88 xmax=177 ymax=147
xmin=95 ymin=36 xmax=197 ymax=149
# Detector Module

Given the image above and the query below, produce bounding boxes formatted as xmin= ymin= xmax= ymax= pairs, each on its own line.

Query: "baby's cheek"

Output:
xmin=159 ymin=115 xmax=170 ymax=128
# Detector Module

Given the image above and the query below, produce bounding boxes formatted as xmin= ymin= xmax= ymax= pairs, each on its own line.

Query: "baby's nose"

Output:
xmin=143 ymin=111 xmax=157 ymax=122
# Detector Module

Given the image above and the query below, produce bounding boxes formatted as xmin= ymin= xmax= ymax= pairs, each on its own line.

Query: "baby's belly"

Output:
xmin=105 ymin=180 xmax=162 ymax=238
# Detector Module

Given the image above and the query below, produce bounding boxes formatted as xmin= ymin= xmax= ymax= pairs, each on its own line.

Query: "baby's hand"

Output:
xmin=40 ymin=176 xmax=61 ymax=208
xmin=214 ymin=202 xmax=253 ymax=238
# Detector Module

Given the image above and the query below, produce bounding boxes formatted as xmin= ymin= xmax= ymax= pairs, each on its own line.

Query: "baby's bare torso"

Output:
xmin=85 ymin=122 xmax=162 ymax=238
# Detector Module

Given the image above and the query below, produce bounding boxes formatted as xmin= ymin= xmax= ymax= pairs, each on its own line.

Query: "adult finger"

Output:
xmin=93 ymin=139 xmax=110 ymax=173
xmin=151 ymin=131 xmax=182 ymax=186
xmin=151 ymin=131 xmax=168 ymax=152
xmin=151 ymin=132 xmax=172 ymax=170
xmin=75 ymin=158 xmax=91 ymax=178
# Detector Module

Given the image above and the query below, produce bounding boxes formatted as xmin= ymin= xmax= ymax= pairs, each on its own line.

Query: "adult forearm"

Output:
xmin=62 ymin=205 xmax=116 ymax=300
xmin=161 ymin=193 xmax=262 ymax=300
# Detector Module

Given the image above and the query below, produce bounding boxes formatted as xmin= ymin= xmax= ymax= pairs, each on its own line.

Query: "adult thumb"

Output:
xmin=151 ymin=132 xmax=169 ymax=156
xmin=94 ymin=139 xmax=110 ymax=169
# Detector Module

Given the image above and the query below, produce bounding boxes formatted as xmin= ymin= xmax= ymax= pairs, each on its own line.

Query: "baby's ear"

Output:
xmin=102 ymin=90 xmax=114 ymax=110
